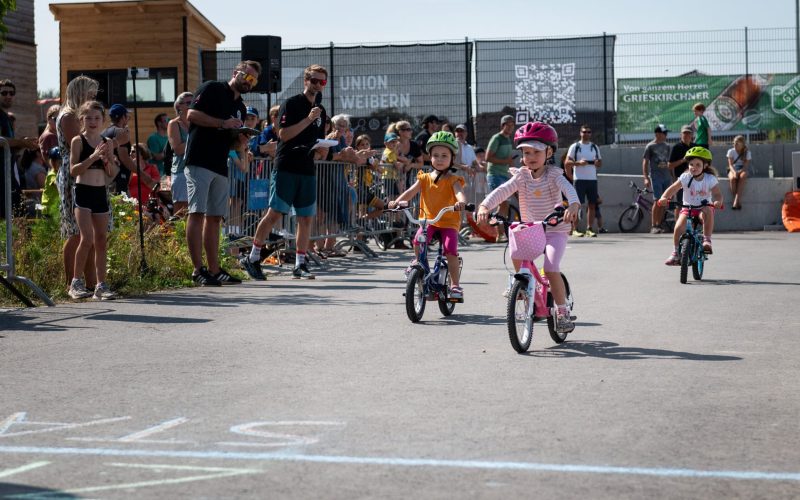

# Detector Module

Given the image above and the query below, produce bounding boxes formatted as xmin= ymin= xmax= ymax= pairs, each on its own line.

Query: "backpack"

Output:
xmin=162 ymin=140 xmax=174 ymax=175
xmin=568 ymin=142 xmax=599 ymax=161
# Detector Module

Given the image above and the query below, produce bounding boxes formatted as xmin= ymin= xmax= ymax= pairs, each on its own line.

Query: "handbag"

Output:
xmin=508 ymin=222 xmax=546 ymax=261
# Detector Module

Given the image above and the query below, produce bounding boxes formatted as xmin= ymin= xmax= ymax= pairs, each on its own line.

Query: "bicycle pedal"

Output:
xmin=449 ymin=297 xmax=464 ymax=303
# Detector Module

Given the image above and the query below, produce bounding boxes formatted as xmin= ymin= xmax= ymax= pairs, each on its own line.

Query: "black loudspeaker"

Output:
xmin=241 ymin=35 xmax=281 ymax=93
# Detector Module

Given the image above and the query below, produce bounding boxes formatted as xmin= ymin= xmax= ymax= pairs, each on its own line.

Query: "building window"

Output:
xmin=67 ymin=67 xmax=178 ymax=107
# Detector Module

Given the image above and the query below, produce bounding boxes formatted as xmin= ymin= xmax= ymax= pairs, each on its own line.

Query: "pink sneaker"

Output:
xmin=664 ymin=251 xmax=680 ymax=266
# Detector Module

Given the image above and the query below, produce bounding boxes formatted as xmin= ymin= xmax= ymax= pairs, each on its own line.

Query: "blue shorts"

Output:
xmin=574 ymin=180 xmax=599 ymax=204
xmin=650 ymin=175 xmax=672 ymax=200
xmin=269 ymin=169 xmax=316 ymax=217
xmin=487 ymin=174 xmax=510 ymax=191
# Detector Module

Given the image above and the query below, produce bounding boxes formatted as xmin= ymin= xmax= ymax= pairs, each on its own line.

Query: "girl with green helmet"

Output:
xmin=388 ymin=130 xmax=468 ymax=299
xmin=657 ymin=146 xmax=723 ymax=264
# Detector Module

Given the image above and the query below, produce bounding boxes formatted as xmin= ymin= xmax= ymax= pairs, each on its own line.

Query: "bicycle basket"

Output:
xmin=508 ymin=222 xmax=546 ymax=261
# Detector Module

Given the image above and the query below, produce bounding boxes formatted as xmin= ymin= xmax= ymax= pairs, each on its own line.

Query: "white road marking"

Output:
xmin=0 ymin=415 xmax=131 ymax=439
xmin=117 ymin=417 xmax=190 ymax=442
xmin=0 ymin=445 xmax=798 ymax=482
xmin=0 ymin=461 xmax=50 ymax=479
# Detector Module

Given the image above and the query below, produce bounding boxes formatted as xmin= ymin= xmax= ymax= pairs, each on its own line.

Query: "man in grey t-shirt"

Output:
xmin=642 ymin=124 xmax=674 ymax=233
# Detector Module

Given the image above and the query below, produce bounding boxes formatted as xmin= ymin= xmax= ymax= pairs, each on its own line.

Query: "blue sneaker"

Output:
xmin=239 ymin=256 xmax=266 ymax=281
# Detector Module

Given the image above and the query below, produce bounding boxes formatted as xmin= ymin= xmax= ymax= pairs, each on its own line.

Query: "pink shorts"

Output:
xmin=414 ymin=225 xmax=459 ymax=256
xmin=542 ymin=231 xmax=568 ymax=273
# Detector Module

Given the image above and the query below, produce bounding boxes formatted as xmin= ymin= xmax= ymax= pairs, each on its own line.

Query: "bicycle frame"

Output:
xmin=515 ymin=256 xmax=550 ymax=320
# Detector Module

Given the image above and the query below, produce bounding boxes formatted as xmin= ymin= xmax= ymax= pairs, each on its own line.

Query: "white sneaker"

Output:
xmin=68 ymin=278 xmax=92 ymax=299
xmin=555 ymin=310 xmax=575 ymax=333
xmin=92 ymin=282 xmax=117 ymax=301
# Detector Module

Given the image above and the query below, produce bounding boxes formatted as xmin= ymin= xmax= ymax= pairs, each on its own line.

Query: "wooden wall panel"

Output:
xmin=0 ymin=42 xmax=39 ymax=137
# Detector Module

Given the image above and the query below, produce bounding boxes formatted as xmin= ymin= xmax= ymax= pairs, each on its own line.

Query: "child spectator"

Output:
xmin=476 ymin=122 xmax=580 ymax=333
xmin=388 ymin=131 xmax=468 ymax=299
xmin=692 ymin=103 xmax=711 ymax=148
xmin=40 ymin=146 xmax=61 ymax=218
xmin=68 ymin=101 xmax=119 ymax=300
xmin=382 ymin=132 xmax=405 ymax=196
xmin=659 ymin=146 xmax=723 ymax=264
xmin=726 ymin=135 xmax=751 ymax=210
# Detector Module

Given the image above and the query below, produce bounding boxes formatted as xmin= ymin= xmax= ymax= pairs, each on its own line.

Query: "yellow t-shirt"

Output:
xmin=381 ymin=148 xmax=398 ymax=180
xmin=417 ymin=170 xmax=465 ymax=231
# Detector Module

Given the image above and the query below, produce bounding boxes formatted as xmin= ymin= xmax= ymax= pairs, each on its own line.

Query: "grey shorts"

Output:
xmin=185 ymin=165 xmax=228 ymax=217
xmin=171 ymin=169 xmax=188 ymax=203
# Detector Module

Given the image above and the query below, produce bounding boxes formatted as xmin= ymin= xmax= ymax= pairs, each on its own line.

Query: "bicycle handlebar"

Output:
xmin=658 ymin=199 xmax=723 ymax=210
xmin=384 ymin=202 xmax=476 ymax=226
xmin=486 ymin=205 xmax=565 ymax=227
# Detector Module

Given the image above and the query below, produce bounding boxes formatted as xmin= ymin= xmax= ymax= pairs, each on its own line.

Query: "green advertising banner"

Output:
xmin=617 ymin=73 xmax=800 ymax=134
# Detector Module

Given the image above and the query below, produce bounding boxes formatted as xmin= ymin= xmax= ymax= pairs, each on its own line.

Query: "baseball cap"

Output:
xmin=654 ymin=124 xmax=669 ymax=134
xmin=109 ymin=104 xmax=130 ymax=119
xmin=501 ymin=115 xmax=515 ymax=126
xmin=422 ymin=115 xmax=439 ymax=125
xmin=246 ymin=106 xmax=259 ymax=117
xmin=680 ymin=125 xmax=693 ymax=133
xmin=454 ymin=123 xmax=467 ymax=131
xmin=384 ymin=132 xmax=399 ymax=142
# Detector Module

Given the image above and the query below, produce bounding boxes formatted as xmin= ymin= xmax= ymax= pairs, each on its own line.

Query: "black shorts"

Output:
xmin=574 ymin=180 xmax=599 ymax=205
xmin=74 ymin=184 xmax=110 ymax=214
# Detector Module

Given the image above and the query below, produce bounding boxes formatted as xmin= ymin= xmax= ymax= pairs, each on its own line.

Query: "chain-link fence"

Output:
xmin=202 ymin=27 xmax=799 ymax=148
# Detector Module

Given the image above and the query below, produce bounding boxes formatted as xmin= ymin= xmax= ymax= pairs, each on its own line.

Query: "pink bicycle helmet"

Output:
xmin=514 ymin=121 xmax=558 ymax=151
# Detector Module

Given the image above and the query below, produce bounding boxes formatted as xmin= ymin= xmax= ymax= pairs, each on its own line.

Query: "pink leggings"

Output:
xmin=541 ymin=232 xmax=568 ymax=272
xmin=414 ymin=225 xmax=459 ymax=256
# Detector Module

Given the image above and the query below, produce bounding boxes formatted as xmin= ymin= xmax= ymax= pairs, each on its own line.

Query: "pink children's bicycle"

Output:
xmin=490 ymin=207 xmax=575 ymax=353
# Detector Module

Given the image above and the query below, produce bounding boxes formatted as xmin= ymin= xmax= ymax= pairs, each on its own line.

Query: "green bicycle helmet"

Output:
xmin=426 ymin=131 xmax=459 ymax=155
xmin=684 ymin=146 xmax=712 ymax=162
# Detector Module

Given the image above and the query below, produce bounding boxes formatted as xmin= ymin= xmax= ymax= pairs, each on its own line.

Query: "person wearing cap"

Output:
xmin=642 ymin=124 xmax=674 ymax=233
xmin=668 ymin=125 xmax=695 ymax=218
xmin=102 ymin=103 xmax=136 ymax=194
xmin=414 ymin=114 xmax=440 ymax=165
xmin=485 ymin=115 xmax=517 ymax=237
xmin=184 ymin=59 xmax=260 ymax=286
xmin=146 ymin=113 xmax=170 ymax=176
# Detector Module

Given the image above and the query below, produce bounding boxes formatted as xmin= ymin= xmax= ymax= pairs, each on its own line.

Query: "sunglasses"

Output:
xmin=1 ymin=90 xmax=16 ymax=97
xmin=581 ymin=130 xmax=592 ymax=134
xmin=238 ymin=71 xmax=258 ymax=86
xmin=398 ymin=127 xmax=411 ymax=131
xmin=308 ymin=77 xmax=327 ymax=86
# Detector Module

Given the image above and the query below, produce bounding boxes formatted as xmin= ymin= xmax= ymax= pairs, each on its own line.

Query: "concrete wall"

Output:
xmin=598 ymin=143 xmax=800 ymax=178
xmin=593 ymin=174 xmax=793 ymax=233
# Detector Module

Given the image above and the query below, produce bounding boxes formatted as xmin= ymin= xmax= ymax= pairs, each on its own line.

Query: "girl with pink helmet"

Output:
xmin=477 ymin=122 xmax=580 ymax=333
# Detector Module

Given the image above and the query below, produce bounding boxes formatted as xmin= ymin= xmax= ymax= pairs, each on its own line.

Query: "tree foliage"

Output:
xmin=0 ymin=0 xmax=18 ymax=51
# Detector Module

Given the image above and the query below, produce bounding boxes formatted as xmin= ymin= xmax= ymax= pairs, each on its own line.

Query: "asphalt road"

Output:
xmin=1 ymin=231 xmax=799 ymax=499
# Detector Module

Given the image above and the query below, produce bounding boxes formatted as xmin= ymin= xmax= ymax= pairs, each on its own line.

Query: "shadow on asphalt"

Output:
xmin=407 ymin=313 xmax=505 ymax=326
xmin=526 ymin=340 xmax=743 ymax=361
xmin=0 ymin=483 xmax=82 ymax=498
xmin=696 ymin=278 xmax=800 ymax=286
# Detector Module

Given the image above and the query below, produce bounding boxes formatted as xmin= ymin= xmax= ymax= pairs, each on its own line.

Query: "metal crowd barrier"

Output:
xmin=224 ymin=156 xmax=490 ymax=264
xmin=0 ymin=137 xmax=54 ymax=307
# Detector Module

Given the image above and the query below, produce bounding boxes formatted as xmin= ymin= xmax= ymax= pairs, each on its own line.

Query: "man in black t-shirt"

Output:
xmin=102 ymin=104 xmax=136 ymax=194
xmin=667 ymin=124 xmax=695 ymax=215
xmin=1 ymin=79 xmax=38 ymax=219
xmin=240 ymin=64 xmax=328 ymax=281
xmin=184 ymin=59 xmax=260 ymax=286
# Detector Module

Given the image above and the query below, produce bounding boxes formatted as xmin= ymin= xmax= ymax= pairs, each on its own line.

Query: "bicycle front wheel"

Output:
xmin=692 ymin=246 xmax=705 ymax=281
xmin=507 ymin=279 xmax=534 ymax=353
xmin=405 ymin=267 xmax=426 ymax=322
xmin=679 ymin=236 xmax=691 ymax=284
xmin=437 ymin=266 xmax=455 ymax=316
xmin=618 ymin=206 xmax=643 ymax=233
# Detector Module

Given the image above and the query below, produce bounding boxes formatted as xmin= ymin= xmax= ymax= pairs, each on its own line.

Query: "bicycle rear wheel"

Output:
xmin=547 ymin=273 xmax=573 ymax=344
xmin=679 ymin=236 xmax=691 ymax=284
xmin=692 ymin=248 xmax=704 ymax=280
xmin=405 ymin=267 xmax=426 ymax=322
xmin=437 ymin=266 xmax=455 ymax=316
xmin=618 ymin=206 xmax=643 ymax=233
xmin=507 ymin=279 xmax=534 ymax=353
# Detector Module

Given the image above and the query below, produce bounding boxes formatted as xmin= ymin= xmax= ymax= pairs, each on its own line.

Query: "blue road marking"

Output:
xmin=0 ymin=445 xmax=799 ymax=482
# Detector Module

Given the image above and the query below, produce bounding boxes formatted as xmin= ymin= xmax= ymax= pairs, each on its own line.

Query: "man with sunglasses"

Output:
xmin=241 ymin=64 xmax=328 ymax=281
xmin=183 ymin=59 xmax=261 ymax=286
xmin=565 ymin=124 xmax=603 ymax=237
xmin=1 ymin=79 xmax=38 ymax=219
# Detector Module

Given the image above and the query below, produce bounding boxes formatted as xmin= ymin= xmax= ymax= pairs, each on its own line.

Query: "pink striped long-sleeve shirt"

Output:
xmin=480 ymin=166 xmax=579 ymax=233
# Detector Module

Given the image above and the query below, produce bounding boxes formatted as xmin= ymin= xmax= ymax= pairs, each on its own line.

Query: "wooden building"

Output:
xmin=0 ymin=0 xmax=38 ymax=138
xmin=49 ymin=0 xmax=225 ymax=144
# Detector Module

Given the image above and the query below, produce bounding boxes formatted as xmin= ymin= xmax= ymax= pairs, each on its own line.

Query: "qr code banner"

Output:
xmin=514 ymin=63 xmax=576 ymax=124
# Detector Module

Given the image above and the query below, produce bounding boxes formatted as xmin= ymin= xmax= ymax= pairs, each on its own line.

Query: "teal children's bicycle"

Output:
xmin=666 ymin=200 xmax=720 ymax=284
xmin=389 ymin=202 xmax=475 ymax=323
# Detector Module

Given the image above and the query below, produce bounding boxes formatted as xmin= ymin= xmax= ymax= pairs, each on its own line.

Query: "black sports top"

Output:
xmin=79 ymin=134 xmax=107 ymax=170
